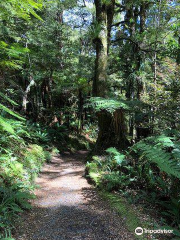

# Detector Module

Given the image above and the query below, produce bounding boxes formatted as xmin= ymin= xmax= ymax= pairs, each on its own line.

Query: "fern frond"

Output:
xmin=133 ymin=136 xmax=180 ymax=179
xmin=106 ymin=147 xmax=126 ymax=166
xmin=0 ymin=103 xmax=25 ymax=121
xmin=0 ymin=92 xmax=18 ymax=106
xmin=87 ymin=97 xmax=130 ymax=113
xmin=0 ymin=116 xmax=15 ymax=134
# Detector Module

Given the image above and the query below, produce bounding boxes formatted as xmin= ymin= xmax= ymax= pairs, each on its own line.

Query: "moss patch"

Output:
xmin=99 ymin=191 xmax=152 ymax=240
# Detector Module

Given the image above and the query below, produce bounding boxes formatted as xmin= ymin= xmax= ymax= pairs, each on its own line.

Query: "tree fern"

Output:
xmin=87 ymin=97 xmax=130 ymax=113
xmin=87 ymin=97 xmax=150 ymax=114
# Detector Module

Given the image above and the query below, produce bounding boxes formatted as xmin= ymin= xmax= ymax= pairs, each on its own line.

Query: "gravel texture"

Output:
xmin=14 ymin=151 xmax=135 ymax=240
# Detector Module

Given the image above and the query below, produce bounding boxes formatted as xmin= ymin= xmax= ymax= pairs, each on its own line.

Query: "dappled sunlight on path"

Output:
xmin=34 ymin=153 xmax=89 ymax=208
xmin=14 ymin=151 xmax=135 ymax=240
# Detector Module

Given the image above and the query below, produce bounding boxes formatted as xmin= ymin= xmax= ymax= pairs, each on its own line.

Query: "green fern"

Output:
xmin=87 ymin=97 xmax=130 ymax=113
xmin=0 ymin=116 xmax=15 ymax=134
xmin=0 ymin=0 xmax=42 ymax=21
xmin=87 ymin=97 xmax=151 ymax=113
xmin=0 ymin=103 xmax=25 ymax=121
xmin=0 ymin=92 xmax=18 ymax=107
xmin=132 ymin=136 xmax=180 ymax=179
xmin=106 ymin=147 xmax=126 ymax=166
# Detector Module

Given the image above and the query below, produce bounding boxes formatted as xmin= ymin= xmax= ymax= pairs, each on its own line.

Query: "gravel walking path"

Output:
xmin=14 ymin=151 xmax=135 ymax=240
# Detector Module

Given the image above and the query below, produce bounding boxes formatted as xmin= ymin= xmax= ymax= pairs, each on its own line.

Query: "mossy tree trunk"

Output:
xmin=92 ymin=0 xmax=110 ymax=97
xmin=93 ymin=0 xmax=129 ymax=152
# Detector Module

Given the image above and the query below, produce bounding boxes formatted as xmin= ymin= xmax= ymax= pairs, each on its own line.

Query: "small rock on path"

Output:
xmin=14 ymin=151 xmax=135 ymax=240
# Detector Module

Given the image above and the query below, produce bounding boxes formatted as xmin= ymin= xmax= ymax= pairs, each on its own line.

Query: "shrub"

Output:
xmin=86 ymin=149 xmax=136 ymax=191
xmin=87 ymin=134 xmax=180 ymax=232
xmin=23 ymin=145 xmax=46 ymax=180
xmin=100 ymin=172 xmax=123 ymax=191
xmin=44 ymin=151 xmax=52 ymax=163
xmin=0 ymin=121 xmax=52 ymax=238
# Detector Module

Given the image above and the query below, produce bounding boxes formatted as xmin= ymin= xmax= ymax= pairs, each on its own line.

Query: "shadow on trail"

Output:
xmin=17 ymin=204 xmax=124 ymax=240
xmin=14 ymin=151 xmax=135 ymax=240
xmin=40 ymin=170 xmax=84 ymax=180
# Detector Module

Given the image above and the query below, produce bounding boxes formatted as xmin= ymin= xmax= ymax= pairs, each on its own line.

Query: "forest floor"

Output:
xmin=14 ymin=150 xmax=135 ymax=240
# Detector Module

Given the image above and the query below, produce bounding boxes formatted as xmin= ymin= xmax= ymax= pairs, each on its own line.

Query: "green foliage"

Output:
xmin=0 ymin=102 xmax=24 ymax=120
xmin=0 ymin=118 xmax=52 ymax=238
xmin=86 ymin=148 xmax=136 ymax=191
xmin=87 ymin=97 xmax=130 ymax=113
xmin=0 ymin=0 xmax=42 ymax=71
xmin=44 ymin=151 xmax=52 ymax=163
xmin=160 ymin=197 xmax=180 ymax=226
xmin=23 ymin=145 xmax=46 ymax=181
xmin=89 ymin=21 xmax=102 ymax=40
xmin=0 ymin=92 xmax=18 ymax=107
xmin=86 ymin=161 xmax=101 ymax=185
xmin=0 ymin=186 xmax=34 ymax=239
xmin=132 ymin=135 xmax=180 ymax=179
xmin=0 ymin=90 xmax=53 ymax=238
xmin=87 ymin=140 xmax=180 ymax=230
xmin=0 ymin=0 xmax=42 ymax=21
xmin=0 ymin=90 xmax=25 ymax=138
xmin=100 ymin=172 xmax=123 ymax=191
xmin=83 ymin=123 xmax=98 ymax=141
xmin=0 ymin=42 xmax=30 ymax=69
xmin=0 ymin=116 xmax=15 ymax=134
xmin=105 ymin=147 xmax=126 ymax=167
xmin=130 ymin=135 xmax=180 ymax=229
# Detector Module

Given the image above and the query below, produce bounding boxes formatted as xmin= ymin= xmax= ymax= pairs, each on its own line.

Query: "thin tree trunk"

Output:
xmin=22 ymin=76 xmax=35 ymax=114
xmin=78 ymin=88 xmax=84 ymax=134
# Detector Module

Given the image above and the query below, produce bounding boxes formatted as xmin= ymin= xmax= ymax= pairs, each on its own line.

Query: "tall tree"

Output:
xmin=93 ymin=0 xmax=129 ymax=151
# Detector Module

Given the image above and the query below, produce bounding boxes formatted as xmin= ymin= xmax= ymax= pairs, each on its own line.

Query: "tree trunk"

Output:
xmin=93 ymin=0 xmax=129 ymax=152
xmin=94 ymin=109 xmax=129 ymax=152
xmin=92 ymin=0 xmax=110 ymax=97
xmin=22 ymin=76 xmax=35 ymax=114
xmin=78 ymin=88 xmax=84 ymax=134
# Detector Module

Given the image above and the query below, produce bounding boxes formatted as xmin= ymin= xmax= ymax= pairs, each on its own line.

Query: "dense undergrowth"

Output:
xmin=87 ymin=132 xmax=180 ymax=239
xmin=0 ymin=117 xmax=55 ymax=239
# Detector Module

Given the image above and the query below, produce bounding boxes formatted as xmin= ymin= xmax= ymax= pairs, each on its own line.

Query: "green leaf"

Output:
xmin=0 ymin=103 xmax=25 ymax=121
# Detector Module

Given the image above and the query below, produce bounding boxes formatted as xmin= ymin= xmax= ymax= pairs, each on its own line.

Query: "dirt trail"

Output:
xmin=15 ymin=151 xmax=135 ymax=240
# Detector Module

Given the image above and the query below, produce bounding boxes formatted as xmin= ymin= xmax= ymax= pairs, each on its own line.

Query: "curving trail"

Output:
xmin=15 ymin=151 xmax=135 ymax=240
